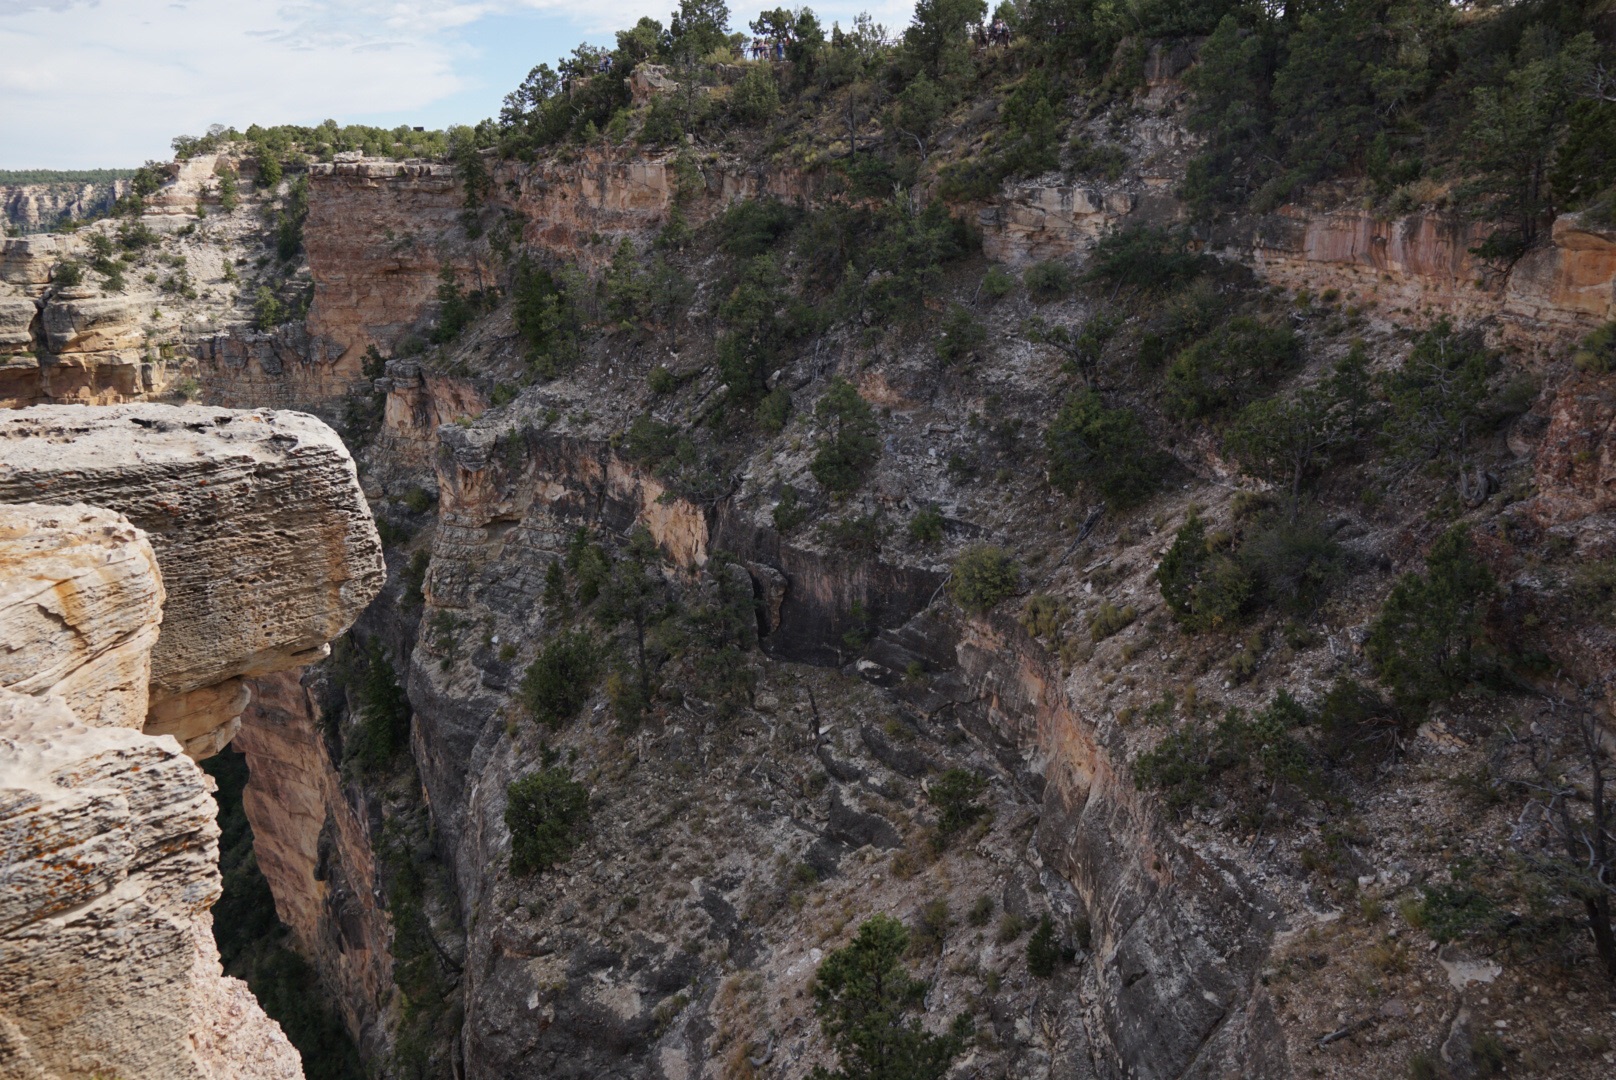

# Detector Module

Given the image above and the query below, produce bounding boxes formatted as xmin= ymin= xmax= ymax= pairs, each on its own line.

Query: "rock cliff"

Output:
xmin=0 ymin=404 xmax=385 ymax=757
xmin=0 ymin=403 xmax=384 ymax=1080
xmin=0 ymin=178 xmax=129 ymax=233
xmin=0 ymin=503 xmax=301 ymax=1080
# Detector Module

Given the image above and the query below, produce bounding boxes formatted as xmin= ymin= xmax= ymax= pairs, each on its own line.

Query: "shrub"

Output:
xmin=935 ymin=303 xmax=986 ymax=365
xmin=821 ymin=512 xmax=888 ymax=563
xmin=1156 ymin=514 xmax=1253 ymax=632
xmin=1027 ymin=914 xmax=1063 ymax=977
xmin=728 ymin=65 xmax=780 ymax=125
xmin=1022 ymin=259 xmax=1073 ymax=301
xmin=1164 ymin=317 xmax=1302 ymax=421
xmin=53 ymin=259 xmax=83 ymax=286
xmin=718 ymin=198 xmax=801 ymax=259
xmin=1239 ymin=514 xmax=1344 ymax=614
xmin=350 ymin=641 xmax=410 ymax=772
xmin=1365 ymin=525 xmax=1495 ymax=715
xmin=908 ymin=505 xmax=944 ymax=546
xmin=1083 ymin=225 xmax=1214 ymax=294
xmin=982 ymin=264 xmax=1016 ymax=299
xmin=1045 ymin=389 xmax=1164 ymax=509
xmin=519 ymin=630 xmax=599 ymax=728
xmin=1089 ymin=601 xmax=1136 ymax=642
xmin=968 ymin=894 xmax=994 ymax=927
xmin=928 ymin=768 xmax=987 ymax=840
xmin=773 ymin=484 xmax=809 ymax=532
xmin=252 ymin=286 xmax=282 ymax=331
xmin=810 ymin=377 xmax=880 ymax=495
xmin=758 ymin=384 xmax=792 ymax=433
xmin=811 ymin=915 xmax=964 ymax=1080
xmin=1572 ymin=320 xmax=1616 ymax=375
xmin=1377 ymin=320 xmax=1497 ymax=464
xmin=949 ymin=545 xmax=1020 ymax=614
xmin=648 ymin=364 xmax=678 ymax=395
xmin=511 ymin=256 xmax=581 ymax=376
xmin=505 ymin=767 xmax=589 ymax=875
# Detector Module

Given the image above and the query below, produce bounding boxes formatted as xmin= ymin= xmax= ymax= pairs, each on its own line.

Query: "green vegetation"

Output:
xmin=505 ymin=766 xmax=590 ymax=875
xmin=0 ymin=168 xmax=136 ymax=185
xmin=346 ymin=640 xmax=411 ymax=772
xmin=520 ymin=630 xmax=600 ymax=728
xmin=810 ymin=377 xmax=880 ymax=495
xmin=1134 ymin=692 xmax=1316 ymax=819
xmin=1365 ymin=526 xmax=1495 ymax=716
xmin=1026 ymin=914 xmax=1063 ymax=977
xmin=907 ymin=505 xmax=944 ymax=546
xmin=1163 ymin=317 xmax=1301 ymax=422
xmin=928 ymin=768 xmax=987 ymax=841
xmin=948 ymin=545 xmax=1019 ymax=614
xmin=1045 ymin=389 xmax=1164 ymax=509
xmin=810 ymin=914 xmax=965 ymax=1080
xmin=1178 ymin=0 xmax=1616 ymax=249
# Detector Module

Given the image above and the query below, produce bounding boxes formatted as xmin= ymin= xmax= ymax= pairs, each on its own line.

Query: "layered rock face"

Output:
xmin=0 ymin=503 xmax=164 ymax=727
xmin=0 ymin=404 xmax=385 ymax=1080
xmin=0 ymin=179 xmax=129 ymax=233
xmin=232 ymin=669 xmax=394 ymax=1055
xmin=0 ymin=236 xmax=164 ymax=409
xmin=0 ymin=404 xmax=386 ymax=757
xmin=0 ymin=505 xmax=301 ymax=1080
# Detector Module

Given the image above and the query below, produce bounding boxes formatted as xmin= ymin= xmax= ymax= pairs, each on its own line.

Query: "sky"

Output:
xmin=0 ymin=0 xmax=916 ymax=170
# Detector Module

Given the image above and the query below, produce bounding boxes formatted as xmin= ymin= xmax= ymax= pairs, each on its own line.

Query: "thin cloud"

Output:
xmin=0 ymin=0 xmax=921 ymax=169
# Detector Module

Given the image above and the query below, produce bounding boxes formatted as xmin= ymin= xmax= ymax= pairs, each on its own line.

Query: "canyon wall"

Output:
xmin=0 ymin=405 xmax=384 ymax=1080
xmin=1 ymin=178 xmax=130 ymax=233
xmin=0 ymin=502 xmax=300 ymax=1080
xmin=232 ymin=669 xmax=396 ymax=1057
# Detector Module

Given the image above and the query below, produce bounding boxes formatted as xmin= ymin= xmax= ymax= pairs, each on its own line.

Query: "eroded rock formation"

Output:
xmin=0 ymin=404 xmax=385 ymax=757
xmin=0 ymin=504 xmax=301 ymax=1080
xmin=0 ymin=404 xmax=384 ymax=1080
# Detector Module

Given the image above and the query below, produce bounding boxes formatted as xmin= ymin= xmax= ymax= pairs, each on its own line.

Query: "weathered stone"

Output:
xmin=0 ymin=502 xmax=164 ymax=729
xmin=0 ymin=296 xmax=35 ymax=353
xmin=0 ymin=686 xmax=302 ymax=1080
xmin=41 ymin=292 xmax=150 ymax=354
xmin=234 ymin=669 xmax=394 ymax=1056
xmin=0 ymin=404 xmax=385 ymax=753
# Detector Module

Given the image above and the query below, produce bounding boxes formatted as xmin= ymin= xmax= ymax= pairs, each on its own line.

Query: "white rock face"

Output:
xmin=0 ymin=688 xmax=303 ymax=1080
xmin=0 ymin=404 xmax=385 ymax=756
xmin=0 ymin=503 xmax=164 ymax=728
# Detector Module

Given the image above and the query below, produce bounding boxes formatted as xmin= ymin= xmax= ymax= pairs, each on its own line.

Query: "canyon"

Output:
xmin=3 ymin=31 xmax=1616 ymax=1080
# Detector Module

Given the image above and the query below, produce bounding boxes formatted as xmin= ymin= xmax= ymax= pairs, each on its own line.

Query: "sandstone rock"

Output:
xmin=0 ymin=687 xmax=302 ymax=1080
xmin=41 ymin=292 xmax=150 ymax=354
xmin=1535 ymin=371 xmax=1616 ymax=522
xmin=0 ymin=236 xmax=69 ymax=288
xmin=235 ymin=669 xmax=394 ymax=1054
xmin=0 ymin=503 xmax=164 ymax=729
xmin=0 ymin=296 xmax=35 ymax=353
xmin=630 ymin=63 xmax=678 ymax=106
xmin=0 ymin=404 xmax=385 ymax=754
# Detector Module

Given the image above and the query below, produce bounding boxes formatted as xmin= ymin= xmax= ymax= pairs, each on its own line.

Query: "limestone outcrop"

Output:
xmin=0 ymin=404 xmax=385 ymax=757
xmin=0 ymin=503 xmax=164 ymax=728
xmin=0 ymin=687 xmax=303 ymax=1080
xmin=0 ymin=500 xmax=305 ymax=1080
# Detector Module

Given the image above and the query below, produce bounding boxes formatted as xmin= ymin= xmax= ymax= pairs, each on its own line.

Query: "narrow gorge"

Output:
xmin=5 ymin=4 xmax=1616 ymax=1079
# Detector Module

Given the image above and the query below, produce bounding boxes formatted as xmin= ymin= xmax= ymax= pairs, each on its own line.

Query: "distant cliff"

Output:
xmin=1 ymin=174 xmax=131 ymax=233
